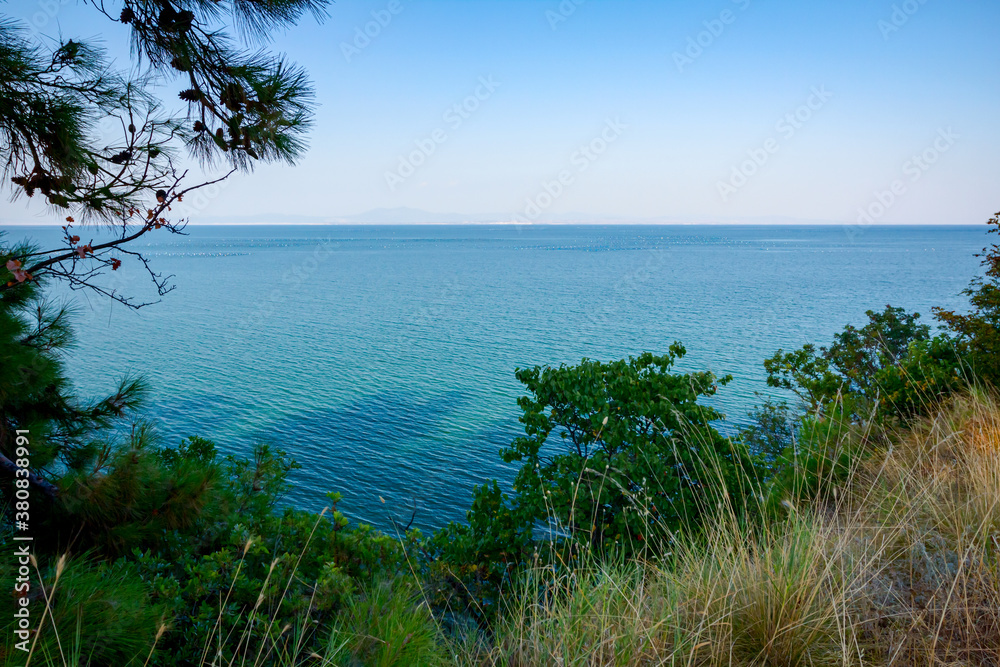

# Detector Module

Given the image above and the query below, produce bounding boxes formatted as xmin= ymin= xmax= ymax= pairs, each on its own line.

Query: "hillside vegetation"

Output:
xmin=468 ymin=390 xmax=1000 ymax=665
xmin=3 ymin=212 xmax=1000 ymax=666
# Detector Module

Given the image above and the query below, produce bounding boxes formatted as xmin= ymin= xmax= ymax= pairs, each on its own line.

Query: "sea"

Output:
xmin=0 ymin=223 xmax=986 ymax=532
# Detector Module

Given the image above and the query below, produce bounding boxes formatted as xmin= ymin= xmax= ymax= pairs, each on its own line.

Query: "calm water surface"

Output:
xmin=0 ymin=224 xmax=985 ymax=531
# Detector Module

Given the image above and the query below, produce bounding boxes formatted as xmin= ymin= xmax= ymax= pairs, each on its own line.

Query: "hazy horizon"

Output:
xmin=0 ymin=210 xmax=990 ymax=227
xmin=2 ymin=1 xmax=998 ymax=226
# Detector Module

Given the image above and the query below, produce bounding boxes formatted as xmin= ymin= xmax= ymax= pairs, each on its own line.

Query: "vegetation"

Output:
xmin=0 ymin=0 xmax=326 ymax=305
xmin=936 ymin=210 xmax=1000 ymax=385
xmin=427 ymin=348 xmax=758 ymax=623
xmin=762 ymin=304 xmax=967 ymax=423
xmin=2 ymin=206 xmax=997 ymax=664
xmin=467 ymin=390 xmax=1000 ymax=665
xmin=1 ymin=6 xmax=999 ymax=661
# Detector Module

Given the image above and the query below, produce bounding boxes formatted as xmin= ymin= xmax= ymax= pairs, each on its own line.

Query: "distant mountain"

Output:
xmin=328 ymin=209 xmax=851 ymax=225
xmin=0 ymin=206 xmax=951 ymax=227
xmin=185 ymin=213 xmax=333 ymax=225
xmin=190 ymin=207 xmax=512 ymax=225
xmin=330 ymin=207 xmax=504 ymax=224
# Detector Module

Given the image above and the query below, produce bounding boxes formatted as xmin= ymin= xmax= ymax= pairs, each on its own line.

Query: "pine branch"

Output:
xmin=0 ymin=450 xmax=59 ymax=498
xmin=0 ymin=0 xmax=326 ymax=304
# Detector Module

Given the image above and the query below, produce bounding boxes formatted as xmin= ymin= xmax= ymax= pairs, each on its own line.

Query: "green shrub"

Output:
xmin=127 ymin=457 xmax=425 ymax=667
xmin=325 ymin=579 xmax=449 ymax=667
xmin=936 ymin=210 xmax=1000 ymax=386
xmin=739 ymin=399 xmax=796 ymax=477
xmin=763 ymin=404 xmax=863 ymax=511
xmin=0 ymin=553 xmax=161 ymax=667
xmin=764 ymin=305 xmax=966 ymax=423
xmin=873 ymin=335 xmax=969 ymax=420
xmin=759 ymin=306 xmax=971 ymax=511
xmin=430 ymin=346 xmax=760 ymax=620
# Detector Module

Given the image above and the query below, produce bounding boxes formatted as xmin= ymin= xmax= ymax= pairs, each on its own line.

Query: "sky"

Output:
xmin=3 ymin=0 xmax=999 ymax=224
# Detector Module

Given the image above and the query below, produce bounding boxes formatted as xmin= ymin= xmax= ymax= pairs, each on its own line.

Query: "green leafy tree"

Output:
xmin=431 ymin=347 xmax=758 ymax=619
xmin=936 ymin=210 xmax=1000 ymax=385
xmin=825 ymin=306 xmax=931 ymax=395
xmin=504 ymin=347 xmax=751 ymax=546
xmin=758 ymin=305 xmax=969 ymax=513
xmin=873 ymin=334 xmax=969 ymax=419
xmin=764 ymin=305 xmax=965 ymax=421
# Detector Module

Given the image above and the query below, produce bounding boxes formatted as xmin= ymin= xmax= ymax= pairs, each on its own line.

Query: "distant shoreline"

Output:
xmin=0 ymin=221 xmax=986 ymax=227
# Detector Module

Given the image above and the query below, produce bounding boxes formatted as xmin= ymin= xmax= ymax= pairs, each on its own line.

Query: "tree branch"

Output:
xmin=0 ymin=451 xmax=59 ymax=499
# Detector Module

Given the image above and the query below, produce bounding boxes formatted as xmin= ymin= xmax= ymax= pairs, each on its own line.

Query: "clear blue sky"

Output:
xmin=3 ymin=0 xmax=999 ymax=223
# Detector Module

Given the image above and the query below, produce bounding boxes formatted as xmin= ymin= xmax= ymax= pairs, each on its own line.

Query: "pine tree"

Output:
xmin=1 ymin=239 xmax=145 ymax=540
xmin=0 ymin=0 xmax=328 ymax=304
xmin=0 ymin=0 xmax=327 ymax=540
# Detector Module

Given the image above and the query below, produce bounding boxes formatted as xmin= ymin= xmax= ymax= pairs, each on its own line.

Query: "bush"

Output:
xmin=764 ymin=305 xmax=966 ymax=423
xmin=936 ymin=210 xmax=1000 ymax=386
xmin=758 ymin=306 xmax=970 ymax=511
xmin=763 ymin=402 xmax=865 ymax=511
xmin=0 ymin=553 xmax=161 ymax=666
xmin=324 ymin=579 xmax=449 ymax=667
xmin=124 ymin=452 xmax=425 ymax=667
xmin=739 ymin=399 xmax=796 ymax=477
xmin=430 ymin=346 xmax=760 ymax=621
xmin=3 ymin=431 xmax=426 ymax=666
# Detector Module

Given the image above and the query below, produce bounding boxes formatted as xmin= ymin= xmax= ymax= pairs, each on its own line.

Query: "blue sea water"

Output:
xmin=0 ymin=224 xmax=986 ymax=531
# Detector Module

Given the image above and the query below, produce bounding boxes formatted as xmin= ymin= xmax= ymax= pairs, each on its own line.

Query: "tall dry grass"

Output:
xmin=18 ymin=392 xmax=1000 ymax=666
xmin=851 ymin=389 xmax=1000 ymax=664
xmin=462 ymin=391 xmax=1000 ymax=666
xmin=466 ymin=512 xmax=867 ymax=665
